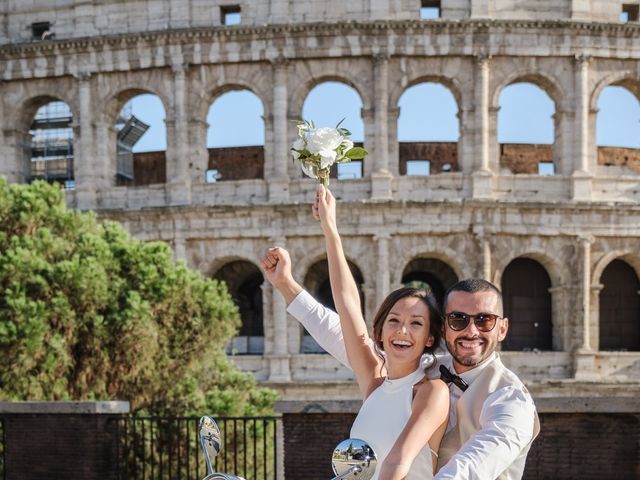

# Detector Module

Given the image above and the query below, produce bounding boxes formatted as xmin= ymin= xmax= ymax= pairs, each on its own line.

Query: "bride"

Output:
xmin=311 ymin=185 xmax=449 ymax=480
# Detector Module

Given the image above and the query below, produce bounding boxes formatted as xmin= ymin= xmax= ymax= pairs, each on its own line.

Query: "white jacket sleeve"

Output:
xmin=434 ymin=387 xmax=536 ymax=480
xmin=286 ymin=289 xmax=351 ymax=368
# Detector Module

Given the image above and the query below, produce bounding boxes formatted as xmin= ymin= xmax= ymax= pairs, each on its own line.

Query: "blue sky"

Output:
xmin=124 ymin=82 xmax=640 ymax=153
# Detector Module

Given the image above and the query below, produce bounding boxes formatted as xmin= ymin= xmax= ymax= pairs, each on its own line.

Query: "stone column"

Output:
xmin=268 ymin=236 xmax=291 ymax=382
xmin=173 ymin=237 xmax=186 ymax=262
xmin=167 ymin=63 xmax=191 ymax=205
xmin=374 ymin=234 xmax=391 ymax=307
xmin=269 ymin=58 xmax=290 ymax=202
xmin=472 ymin=54 xmax=493 ymax=199
xmin=75 ymin=72 xmax=98 ymax=210
xmin=371 ymin=53 xmax=393 ymax=200
xmin=571 ymin=55 xmax=593 ymax=201
xmin=574 ymin=235 xmax=595 ymax=379
xmin=475 ymin=232 xmax=492 ymax=281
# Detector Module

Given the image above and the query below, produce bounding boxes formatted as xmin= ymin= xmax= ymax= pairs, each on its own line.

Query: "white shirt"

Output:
xmin=287 ymin=289 xmax=537 ymax=480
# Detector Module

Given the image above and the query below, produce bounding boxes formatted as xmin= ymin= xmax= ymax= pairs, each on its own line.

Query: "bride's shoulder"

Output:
xmin=413 ymin=376 xmax=449 ymax=400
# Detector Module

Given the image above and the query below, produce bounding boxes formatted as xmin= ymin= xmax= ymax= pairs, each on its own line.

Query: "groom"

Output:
xmin=262 ymin=246 xmax=540 ymax=480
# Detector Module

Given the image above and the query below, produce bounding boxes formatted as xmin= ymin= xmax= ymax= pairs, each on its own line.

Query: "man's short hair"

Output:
xmin=443 ymin=278 xmax=503 ymax=314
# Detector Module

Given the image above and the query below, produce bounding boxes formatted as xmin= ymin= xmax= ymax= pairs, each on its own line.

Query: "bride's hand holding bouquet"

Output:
xmin=291 ymin=119 xmax=368 ymax=187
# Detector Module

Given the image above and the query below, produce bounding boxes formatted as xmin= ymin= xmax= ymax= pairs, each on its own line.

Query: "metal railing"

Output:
xmin=1 ymin=417 xmax=5 ymax=480
xmin=115 ymin=415 xmax=279 ymax=480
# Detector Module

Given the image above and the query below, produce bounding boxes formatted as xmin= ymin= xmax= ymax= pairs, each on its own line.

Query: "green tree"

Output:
xmin=0 ymin=179 xmax=276 ymax=416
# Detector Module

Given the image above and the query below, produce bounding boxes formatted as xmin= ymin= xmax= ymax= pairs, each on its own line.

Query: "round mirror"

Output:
xmin=331 ymin=438 xmax=377 ymax=480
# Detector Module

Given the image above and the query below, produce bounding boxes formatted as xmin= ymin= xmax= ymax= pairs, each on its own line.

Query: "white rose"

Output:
xmin=306 ymin=127 xmax=343 ymax=158
xmin=341 ymin=139 xmax=354 ymax=151
xmin=290 ymin=138 xmax=306 ymax=160
xmin=300 ymin=159 xmax=318 ymax=179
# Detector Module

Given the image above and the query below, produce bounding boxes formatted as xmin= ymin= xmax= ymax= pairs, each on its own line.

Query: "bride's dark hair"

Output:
xmin=371 ymin=287 xmax=442 ymax=374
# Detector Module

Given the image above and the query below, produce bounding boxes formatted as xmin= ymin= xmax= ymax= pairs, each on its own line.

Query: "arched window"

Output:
xmin=302 ymin=81 xmax=364 ymax=180
xmin=302 ymin=258 xmax=365 ymax=353
xmin=28 ymin=100 xmax=75 ymax=189
xmin=498 ymin=82 xmax=556 ymax=175
xmin=206 ymin=89 xmax=265 ymax=182
xmin=397 ymin=82 xmax=459 ymax=175
xmin=115 ymin=93 xmax=167 ymax=186
xmin=214 ymin=260 xmax=264 ymax=355
xmin=596 ymin=85 xmax=640 ymax=175
xmin=501 ymin=258 xmax=552 ymax=351
xmin=599 ymin=259 xmax=640 ymax=351
xmin=401 ymin=257 xmax=458 ymax=307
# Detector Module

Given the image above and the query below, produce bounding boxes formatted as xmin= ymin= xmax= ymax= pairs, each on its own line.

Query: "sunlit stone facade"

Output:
xmin=1 ymin=1 xmax=640 ymax=411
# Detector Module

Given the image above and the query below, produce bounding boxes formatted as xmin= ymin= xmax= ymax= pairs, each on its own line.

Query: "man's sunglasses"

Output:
xmin=445 ymin=312 xmax=501 ymax=332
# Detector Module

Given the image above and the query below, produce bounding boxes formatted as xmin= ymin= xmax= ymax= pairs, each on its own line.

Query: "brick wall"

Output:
xmin=282 ymin=412 xmax=354 ymax=479
xmin=120 ymin=150 xmax=167 ymax=186
xmin=1 ymin=411 xmax=125 ymax=480
xmin=500 ymin=144 xmax=553 ymax=173
xmin=399 ymin=142 xmax=458 ymax=174
xmin=281 ymin=412 xmax=640 ymax=480
xmin=208 ymin=146 xmax=264 ymax=181
xmin=124 ymin=144 xmax=640 ymax=185
xmin=598 ymin=146 xmax=640 ymax=174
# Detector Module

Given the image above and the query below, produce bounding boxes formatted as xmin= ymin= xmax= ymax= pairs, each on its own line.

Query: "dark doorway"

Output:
xmin=600 ymin=259 xmax=640 ymax=351
xmin=214 ymin=260 xmax=264 ymax=354
xmin=501 ymin=258 xmax=553 ymax=351
xmin=302 ymin=259 xmax=365 ymax=353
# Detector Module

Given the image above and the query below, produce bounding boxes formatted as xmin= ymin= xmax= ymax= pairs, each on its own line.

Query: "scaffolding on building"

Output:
xmin=28 ymin=101 xmax=74 ymax=188
xmin=116 ymin=114 xmax=149 ymax=180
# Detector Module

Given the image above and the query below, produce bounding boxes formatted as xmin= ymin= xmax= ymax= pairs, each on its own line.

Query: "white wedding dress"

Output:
xmin=350 ymin=367 xmax=435 ymax=480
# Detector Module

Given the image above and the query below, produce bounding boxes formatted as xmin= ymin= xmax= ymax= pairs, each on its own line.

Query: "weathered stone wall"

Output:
xmin=0 ymin=0 xmax=628 ymax=44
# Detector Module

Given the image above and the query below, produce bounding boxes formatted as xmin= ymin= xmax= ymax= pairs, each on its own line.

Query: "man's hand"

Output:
xmin=261 ymin=246 xmax=302 ymax=304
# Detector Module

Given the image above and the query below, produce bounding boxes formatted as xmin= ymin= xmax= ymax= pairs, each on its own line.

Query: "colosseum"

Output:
xmin=1 ymin=0 xmax=639 ymax=477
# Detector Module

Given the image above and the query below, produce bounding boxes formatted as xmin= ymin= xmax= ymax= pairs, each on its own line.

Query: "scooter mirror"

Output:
xmin=199 ymin=416 xmax=222 ymax=475
xmin=330 ymin=438 xmax=377 ymax=480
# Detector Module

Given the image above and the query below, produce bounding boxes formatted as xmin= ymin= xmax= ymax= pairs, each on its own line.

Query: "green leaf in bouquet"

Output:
xmin=345 ymin=147 xmax=368 ymax=160
xmin=335 ymin=117 xmax=346 ymax=129
xmin=338 ymin=127 xmax=352 ymax=136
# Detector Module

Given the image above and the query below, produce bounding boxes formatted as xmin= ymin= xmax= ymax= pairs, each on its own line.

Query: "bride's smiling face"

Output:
xmin=380 ymin=296 xmax=434 ymax=363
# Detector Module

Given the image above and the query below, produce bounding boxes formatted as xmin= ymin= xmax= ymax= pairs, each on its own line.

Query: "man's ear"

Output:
xmin=498 ymin=317 xmax=509 ymax=342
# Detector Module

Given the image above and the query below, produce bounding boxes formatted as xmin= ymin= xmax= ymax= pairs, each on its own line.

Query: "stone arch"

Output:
xmin=393 ymin=245 xmax=467 ymax=288
xmin=17 ymin=92 xmax=79 ymax=132
xmin=501 ymin=257 xmax=553 ymax=351
xmin=491 ymin=71 xmax=565 ymax=113
xmin=390 ymin=75 xmax=463 ymax=117
xmin=102 ymin=85 xmax=171 ymax=127
xmin=400 ymin=257 xmax=459 ymax=307
xmin=198 ymin=82 xmax=269 ymax=134
xmin=494 ymin=248 xmax=564 ymax=351
xmin=213 ymin=258 xmax=265 ymax=354
xmin=18 ymin=94 xmax=78 ymax=185
xmin=393 ymin=77 xmax=462 ymax=175
xmin=203 ymin=84 xmax=267 ymax=181
xmin=592 ymin=251 xmax=640 ymax=286
xmin=300 ymin=255 xmax=365 ymax=353
xmin=493 ymin=249 xmax=564 ymax=289
xmin=101 ymin=87 xmax=170 ymax=186
xmin=288 ymin=73 xmax=370 ymax=123
xmin=598 ymin=257 xmax=640 ymax=351
xmin=590 ymin=73 xmax=640 ymax=112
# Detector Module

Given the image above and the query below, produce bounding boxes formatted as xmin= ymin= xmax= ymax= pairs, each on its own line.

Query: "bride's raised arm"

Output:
xmin=314 ymin=185 xmax=382 ymax=396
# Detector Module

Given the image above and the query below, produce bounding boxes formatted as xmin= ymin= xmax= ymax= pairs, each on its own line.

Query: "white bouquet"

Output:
xmin=290 ymin=119 xmax=368 ymax=186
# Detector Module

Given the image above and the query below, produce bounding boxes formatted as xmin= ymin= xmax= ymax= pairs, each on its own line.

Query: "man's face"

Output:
xmin=444 ymin=290 xmax=508 ymax=373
